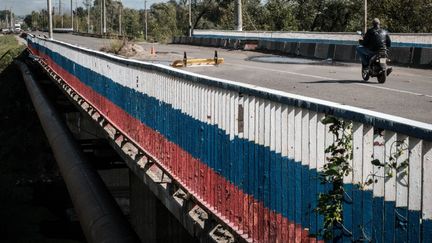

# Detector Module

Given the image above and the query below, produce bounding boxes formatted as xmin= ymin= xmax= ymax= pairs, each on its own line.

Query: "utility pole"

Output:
xmin=75 ymin=0 xmax=79 ymax=31
xmin=5 ymin=9 xmax=9 ymax=28
xmin=87 ymin=0 xmax=90 ymax=33
xmin=60 ymin=0 xmax=63 ymax=28
xmin=236 ymin=0 xmax=242 ymax=31
xmin=364 ymin=0 xmax=367 ymax=33
xmin=188 ymin=0 xmax=192 ymax=37
xmin=103 ymin=0 xmax=106 ymax=34
xmin=100 ymin=0 xmax=102 ymax=34
xmin=119 ymin=2 xmax=122 ymax=35
xmin=144 ymin=0 xmax=148 ymax=40
xmin=47 ymin=0 xmax=53 ymax=38
xmin=10 ymin=8 xmax=13 ymax=28
xmin=71 ymin=0 xmax=73 ymax=31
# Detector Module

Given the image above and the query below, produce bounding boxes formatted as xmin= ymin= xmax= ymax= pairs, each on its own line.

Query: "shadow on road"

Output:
xmin=301 ymin=79 xmax=381 ymax=84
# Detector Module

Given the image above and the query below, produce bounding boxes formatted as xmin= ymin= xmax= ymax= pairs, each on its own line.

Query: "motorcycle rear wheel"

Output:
xmin=377 ymin=72 xmax=386 ymax=83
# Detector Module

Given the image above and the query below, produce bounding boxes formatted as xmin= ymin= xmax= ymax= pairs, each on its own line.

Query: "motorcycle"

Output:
xmin=357 ymin=31 xmax=393 ymax=83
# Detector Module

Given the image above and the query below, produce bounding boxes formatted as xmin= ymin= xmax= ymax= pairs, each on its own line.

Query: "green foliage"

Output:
xmin=364 ymin=139 xmax=409 ymax=187
xmin=0 ymin=36 xmax=25 ymax=72
xmin=316 ymin=116 xmax=411 ymax=240
xmin=148 ymin=2 xmax=180 ymax=42
xmin=23 ymin=0 xmax=432 ymax=42
xmin=316 ymin=115 xmax=353 ymax=240
xmin=368 ymin=0 xmax=432 ymax=32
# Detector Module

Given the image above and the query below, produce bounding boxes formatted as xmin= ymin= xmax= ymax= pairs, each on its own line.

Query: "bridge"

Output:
xmin=17 ymin=34 xmax=432 ymax=242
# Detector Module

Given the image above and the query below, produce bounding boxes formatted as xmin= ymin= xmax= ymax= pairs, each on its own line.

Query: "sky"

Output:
xmin=0 ymin=0 xmax=164 ymax=16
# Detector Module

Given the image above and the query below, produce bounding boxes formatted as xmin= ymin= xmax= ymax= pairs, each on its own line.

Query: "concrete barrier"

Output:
xmin=389 ymin=47 xmax=413 ymax=65
xmin=283 ymin=42 xmax=298 ymax=55
xmin=334 ymin=44 xmax=356 ymax=62
xmin=172 ymin=36 xmax=431 ymax=67
xmin=298 ymin=43 xmax=317 ymax=58
xmin=419 ymin=48 xmax=432 ymax=65
xmin=314 ymin=44 xmax=331 ymax=59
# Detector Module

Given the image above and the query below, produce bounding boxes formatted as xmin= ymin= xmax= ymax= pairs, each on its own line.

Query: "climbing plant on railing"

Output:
xmin=316 ymin=115 xmax=353 ymax=240
xmin=316 ymin=116 xmax=410 ymax=240
xmin=364 ymin=139 xmax=409 ymax=187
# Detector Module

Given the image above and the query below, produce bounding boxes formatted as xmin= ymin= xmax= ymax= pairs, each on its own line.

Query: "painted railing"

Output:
xmin=27 ymin=35 xmax=432 ymax=242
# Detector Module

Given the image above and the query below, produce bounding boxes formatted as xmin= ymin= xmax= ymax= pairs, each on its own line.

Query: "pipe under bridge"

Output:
xmin=24 ymin=35 xmax=432 ymax=242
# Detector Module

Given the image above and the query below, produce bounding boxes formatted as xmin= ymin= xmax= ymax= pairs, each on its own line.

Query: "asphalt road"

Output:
xmin=38 ymin=32 xmax=432 ymax=124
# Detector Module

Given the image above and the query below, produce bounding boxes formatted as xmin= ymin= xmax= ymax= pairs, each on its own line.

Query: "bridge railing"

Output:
xmin=27 ymin=35 xmax=432 ymax=242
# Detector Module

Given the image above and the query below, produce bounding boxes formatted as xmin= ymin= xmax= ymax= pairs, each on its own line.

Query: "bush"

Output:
xmin=0 ymin=36 xmax=25 ymax=72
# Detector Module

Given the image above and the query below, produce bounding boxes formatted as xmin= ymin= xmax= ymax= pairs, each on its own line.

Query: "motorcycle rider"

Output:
xmin=356 ymin=18 xmax=391 ymax=71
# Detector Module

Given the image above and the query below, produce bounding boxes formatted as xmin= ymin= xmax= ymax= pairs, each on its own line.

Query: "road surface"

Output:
xmin=34 ymin=32 xmax=432 ymax=124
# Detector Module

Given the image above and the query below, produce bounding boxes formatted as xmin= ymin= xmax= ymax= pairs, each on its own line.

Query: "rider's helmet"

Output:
xmin=372 ymin=18 xmax=380 ymax=28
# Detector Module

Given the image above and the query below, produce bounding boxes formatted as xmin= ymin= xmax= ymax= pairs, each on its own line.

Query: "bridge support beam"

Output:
xmin=129 ymin=170 xmax=197 ymax=243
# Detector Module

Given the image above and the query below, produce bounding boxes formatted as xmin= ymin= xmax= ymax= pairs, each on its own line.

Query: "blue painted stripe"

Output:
xmin=341 ymin=183 xmax=353 ymax=242
xmin=373 ymin=197 xmax=384 ymax=243
xmin=362 ymin=190 xmax=373 ymax=241
xmin=408 ymin=210 xmax=421 ymax=242
xmin=395 ymin=206 xmax=408 ymax=243
xmin=309 ymin=168 xmax=318 ymax=238
xmin=301 ymin=164 xmax=309 ymax=233
xmin=422 ymin=219 xmax=432 ymax=243
xmin=352 ymin=187 xmax=362 ymax=241
xmin=384 ymin=201 xmax=396 ymax=242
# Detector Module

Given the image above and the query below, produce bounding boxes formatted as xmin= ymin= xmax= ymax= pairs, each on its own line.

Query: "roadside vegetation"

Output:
xmin=17 ymin=0 xmax=432 ymax=43
xmin=0 ymin=35 xmax=25 ymax=72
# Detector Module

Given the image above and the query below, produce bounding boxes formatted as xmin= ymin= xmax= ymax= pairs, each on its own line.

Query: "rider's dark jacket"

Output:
xmin=362 ymin=27 xmax=391 ymax=51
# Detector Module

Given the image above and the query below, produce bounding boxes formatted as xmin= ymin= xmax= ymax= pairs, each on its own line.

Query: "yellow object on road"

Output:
xmin=171 ymin=58 xmax=224 ymax=67
xmin=171 ymin=51 xmax=224 ymax=67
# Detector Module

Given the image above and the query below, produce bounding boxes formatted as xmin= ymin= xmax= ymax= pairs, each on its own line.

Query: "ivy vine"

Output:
xmin=316 ymin=115 xmax=353 ymax=240
xmin=364 ymin=139 xmax=409 ymax=187
xmin=316 ymin=115 xmax=410 ymax=240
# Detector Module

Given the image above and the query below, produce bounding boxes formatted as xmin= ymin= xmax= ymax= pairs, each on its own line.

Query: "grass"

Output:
xmin=0 ymin=35 xmax=25 ymax=72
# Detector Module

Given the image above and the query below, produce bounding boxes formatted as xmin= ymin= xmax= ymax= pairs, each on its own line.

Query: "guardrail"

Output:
xmin=27 ymin=35 xmax=432 ymax=242
xmin=173 ymin=30 xmax=432 ymax=67
xmin=193 ymin=30 xmax=432 ymax=48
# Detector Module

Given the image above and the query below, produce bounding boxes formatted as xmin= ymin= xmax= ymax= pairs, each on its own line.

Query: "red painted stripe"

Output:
xmin=32 ymin=46 xmax=320 ymax=242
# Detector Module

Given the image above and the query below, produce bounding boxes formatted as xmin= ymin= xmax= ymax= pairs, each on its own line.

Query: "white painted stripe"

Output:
xmin=288 ymin=108 xmax=295 ymax=160
xmin=281 ymin=106 xmax=289 ymax=157
xmin=352 ymin=122 xmax=363 ymax=184
xmin=395 ymin=135 xmax=408 ymax=208
xmin=316 ymin=113 xmax=325 ymax=173
xmin=362 ymin=125 xmax=374 ymax=191
xmin=294 ymin=108 xmax=302 ymax=162
xmin=422 ymin=142 xmax=432 ymax=219
xmin=356 ymin=83 xmax=432 ymax=98
xmin=39 ymin=37 xmax=432 ymax=135
xmin=384 ymin=131 xmax=397 ymax=202
xmin=275 ymin=104 xmax=282 ymax=154
xmin=373 ymin=132 xmax=385 ymax=198
xmin=309 ymin=112 xmax=317 ymax=170
xmin=301 ymin=109 xmax=309 ymax=166
xmin=408 ymin=138 xmax=422 ymax=211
